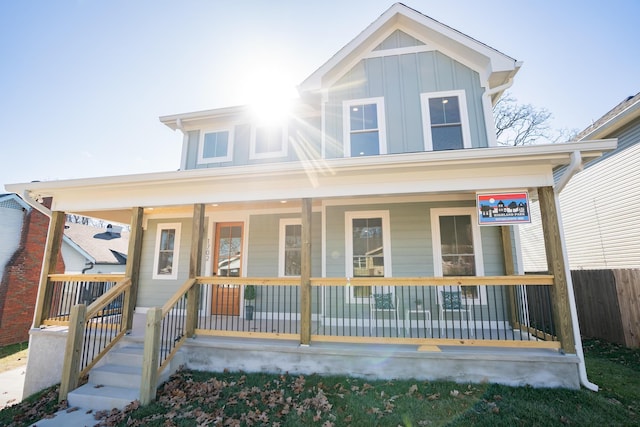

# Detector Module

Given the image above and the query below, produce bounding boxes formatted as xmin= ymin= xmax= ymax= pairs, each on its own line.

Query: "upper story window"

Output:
xmin=343 ymin=98 xmax=387 ymax=157
xmin=279 ymin=218 xmax=302 ymax=277
xmin=421 ymin=90 xmax=471 ymax=151
xmin=198 ymin=129 xmax=233 ymax=164
xmin=152 ymin=223 xmax=181 ymax=280
xmin=250 ymin=124 xmax=288 ymax=159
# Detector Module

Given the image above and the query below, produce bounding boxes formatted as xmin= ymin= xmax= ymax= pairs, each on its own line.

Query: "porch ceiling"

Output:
xmin=5 ymin=139 xmax=616 ymax=223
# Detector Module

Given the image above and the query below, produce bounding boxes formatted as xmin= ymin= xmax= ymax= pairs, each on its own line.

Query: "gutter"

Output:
xmin=21 ymin=190 xmax=52 ymax=218
xmin=554 ymin=150 xmax=582 ymax=193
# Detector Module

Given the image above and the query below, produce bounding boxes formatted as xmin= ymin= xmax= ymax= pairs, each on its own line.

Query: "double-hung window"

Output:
xmin=421 ymin=90 xmax=471 ymax=151
xmin=250 ymin=124 xmax=288 ymax=159
xmin=431 ymin=207 xmax=484 ymax=302
xmin=152 ymin=223 xmax=182 ymax=280
xmin=343 ymin=98 xmax=387 ymax=157
xmin=198 ymin=129 xmax=233 ymax=164
xmin=279 ymin=219 xmax=302 ymax=277
xmin=345 ymin=211 xmax=391 ymax=302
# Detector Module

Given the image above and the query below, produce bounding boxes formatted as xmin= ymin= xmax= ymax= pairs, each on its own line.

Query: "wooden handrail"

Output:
xmin=48 ymin=273 xmax=126 ymax=282
xmin=86 ymin=278 xmax=131 ymax=319
xmin=162 ymin=278 xmax=196 ymax=315
xmin=310 ymin=275 xmax=555 ymax=287
xmin=194 ymin=275 xmax=553 ymax=287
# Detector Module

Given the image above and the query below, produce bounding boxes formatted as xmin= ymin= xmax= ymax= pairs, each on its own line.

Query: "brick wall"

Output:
xmin=0 ymin=198 xmax=65 ymax=347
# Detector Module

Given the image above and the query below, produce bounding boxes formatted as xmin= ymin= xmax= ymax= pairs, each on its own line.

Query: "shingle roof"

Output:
xmin=64 ymin=222 xmax=129 ymax=265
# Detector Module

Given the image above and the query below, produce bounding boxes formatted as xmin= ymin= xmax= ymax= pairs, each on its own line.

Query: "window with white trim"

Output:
xmin=343 ymin=98 xmax=387 ymax=157
xmin=152 ymin=223 xmax=181 ymax=280
xmin=197 ymin=129 xmax=233 ymax=164
xmin=421 ymin=90 xmax=471 ymax=151
xmin=345 ymin=211 xmax=391 ymax=302
xmin=250 ymin=124 xmax=288 ymax=159
xmin=430 ymin=207 xmax=485 ymax=302
xmin=279 ymin=218 xmax=302 ymax=277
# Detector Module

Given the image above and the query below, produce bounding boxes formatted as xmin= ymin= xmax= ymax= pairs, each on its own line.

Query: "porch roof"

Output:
xmin=5 ymin=139 xmax=616 ymax=223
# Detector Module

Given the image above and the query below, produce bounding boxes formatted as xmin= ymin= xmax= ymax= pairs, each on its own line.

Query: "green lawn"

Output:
xmin=1 ymin=339 xmax=638 ymax=426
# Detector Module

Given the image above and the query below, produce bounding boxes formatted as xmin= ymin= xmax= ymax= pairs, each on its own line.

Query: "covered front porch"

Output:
xmin=10 ymin=142 xmax=618 ymax=405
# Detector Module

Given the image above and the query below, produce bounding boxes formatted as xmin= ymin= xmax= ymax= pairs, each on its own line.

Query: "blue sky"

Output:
xmin=1 ymin=1 xmax=638 ymax=187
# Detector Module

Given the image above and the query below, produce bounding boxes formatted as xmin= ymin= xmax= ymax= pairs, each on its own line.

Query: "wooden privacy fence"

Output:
xmin=571 ymin=269 xmax=640 ymax=348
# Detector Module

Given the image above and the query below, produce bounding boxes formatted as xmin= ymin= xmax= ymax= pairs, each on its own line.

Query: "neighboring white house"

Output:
xmin=520 ymin=92 xmax=640 ymax=271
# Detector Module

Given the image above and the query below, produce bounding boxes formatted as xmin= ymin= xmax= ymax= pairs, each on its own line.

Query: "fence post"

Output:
xmin=140 ymin=307 xmax=162 ymax=405
xmin=59 ymin=304 xmax=86 ymax=402
xmin=33 ymin=210 xmax=66 ymax=327
xmin=538 ymin=186 xmax=576 ymax=353
xmin=300 ymin=198 xmax=312 ymax=345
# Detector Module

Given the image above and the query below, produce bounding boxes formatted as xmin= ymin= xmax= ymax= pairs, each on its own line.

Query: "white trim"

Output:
xmin=342 ymin=97 xmax=387 ymax=157
xmin=152 ymin=222 xmax=182 ymax=280
xmin=365 ymin=44 xmax=434 ymax=59
xmin=250 ymin=124 xmax=288 ymax=159
xmin=278 ymin=218 xmax=302 ymax=277
xmin=180 ymin=131 xmax=189 ymax=170
xmin=345 ymin=210 xmax=392 ymax=303
xmin=430 ymin=207 xmax=485 ymax=303
xmin=197 ymin=127 xmax=234 ymax=164
xmin=482 ymin=87 xmax=499 ymax=147
xmin=421 ymin=90 xmax=472 ymax=151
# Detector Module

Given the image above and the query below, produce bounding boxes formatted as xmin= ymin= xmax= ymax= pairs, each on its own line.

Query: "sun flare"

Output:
xmin=243 ymin=66 xmax=298 ymax=126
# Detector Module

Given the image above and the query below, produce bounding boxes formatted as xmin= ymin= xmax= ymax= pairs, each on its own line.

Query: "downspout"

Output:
xmin=82 ymin=262 xmax=95 ymax=274
xmin=555 ymin=151 xmax=583 ymax=193
xmin=552 ymin=150 xmax=598 ymax=391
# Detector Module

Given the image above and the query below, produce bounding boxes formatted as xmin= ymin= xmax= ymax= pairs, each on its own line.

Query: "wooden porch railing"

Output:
xmin=182 ymin=275 xmax=559 ymax=348
xmin=59 ymin=277 xmax=132 ymax=402
xmin=42 ymin=274 xmax=125 ymax=326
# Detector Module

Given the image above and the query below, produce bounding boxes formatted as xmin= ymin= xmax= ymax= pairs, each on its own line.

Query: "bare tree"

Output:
xmin=493 ymin=93 xmax=577 ymax=146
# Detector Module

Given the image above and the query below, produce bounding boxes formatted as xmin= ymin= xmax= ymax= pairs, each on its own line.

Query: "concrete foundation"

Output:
xmin=22 ymin=326 xmax=68 ymax=399
xmin=174 ymin=336 xmax=580 ymax=389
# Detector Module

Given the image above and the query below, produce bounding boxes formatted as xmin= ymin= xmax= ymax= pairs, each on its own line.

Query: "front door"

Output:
xmin=212 ymin=222 xmax=243 ymax=315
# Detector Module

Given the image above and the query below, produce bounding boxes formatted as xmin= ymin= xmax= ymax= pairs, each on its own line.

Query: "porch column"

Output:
xmin=186 ymin=203 xmax=205 ymax=337
xmin=538 ymin=186 xmax=576 ymax=353
xmin=300 ymin=198 xmax=312 ymax=345
xmin=500 ymin=226 xmax=518 ymax=327
xmin=32 ymin=210 xmax=65 ymax=327
xmin=124 ymin=207 xmax=144 ymax=331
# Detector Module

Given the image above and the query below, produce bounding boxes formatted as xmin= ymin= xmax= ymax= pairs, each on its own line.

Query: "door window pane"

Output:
xmin=284 ymin=224 xmax=302 ymax=276
xmin=439 ymin=214 xmax=477 ymax=298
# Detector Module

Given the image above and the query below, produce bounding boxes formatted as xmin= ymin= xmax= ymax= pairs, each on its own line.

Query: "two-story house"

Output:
xmin=6 ymin=3 xmax=616 ymax=409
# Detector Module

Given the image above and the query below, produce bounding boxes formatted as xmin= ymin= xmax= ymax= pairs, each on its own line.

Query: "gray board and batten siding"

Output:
xmin=324 ymin=50 xmax=488 ymax=159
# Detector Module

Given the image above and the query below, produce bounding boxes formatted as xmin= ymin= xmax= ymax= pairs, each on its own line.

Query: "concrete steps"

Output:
xmin=67 ymin=343 xmax=183 ymax=411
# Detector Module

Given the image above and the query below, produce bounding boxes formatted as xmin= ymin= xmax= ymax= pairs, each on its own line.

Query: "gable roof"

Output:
xmin=0 ymin=193 xmax=32 ymax=212
xmin=63 ymin=222 xmax=129 ymax=265
xmin=575 ymin=92 xmax=640 ymax=141
xmin=298 ymin=3 xmax=521 ymax=102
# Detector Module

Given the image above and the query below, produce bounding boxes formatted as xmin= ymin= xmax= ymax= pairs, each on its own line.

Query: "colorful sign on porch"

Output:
xmin=476 ymin=192 xmax=530 ymax=225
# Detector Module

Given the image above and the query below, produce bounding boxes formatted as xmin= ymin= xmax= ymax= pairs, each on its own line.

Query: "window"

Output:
xmin=421 ymin=90 xmax=471 ymax=151
xmin=250 ymin=124 xmax=288 ymax=159
xmin=152 ymin=223 xmax=182 ymax=280
xmin=431 ymin=207 xmax=484 ymax=302
xmin=197 ymin=129 xmax=233 ymax=164
xmin=279 ymin=219 xmax=302 ymax=277
xmin=345 ymin=211 xmax=391 ymax=301
xmin=343 ymin=98 xmax=387 ymax=157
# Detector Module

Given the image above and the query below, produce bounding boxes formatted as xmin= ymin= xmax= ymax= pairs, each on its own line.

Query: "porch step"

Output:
xmin=67 ymin=344 xmax=183 ymax=411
